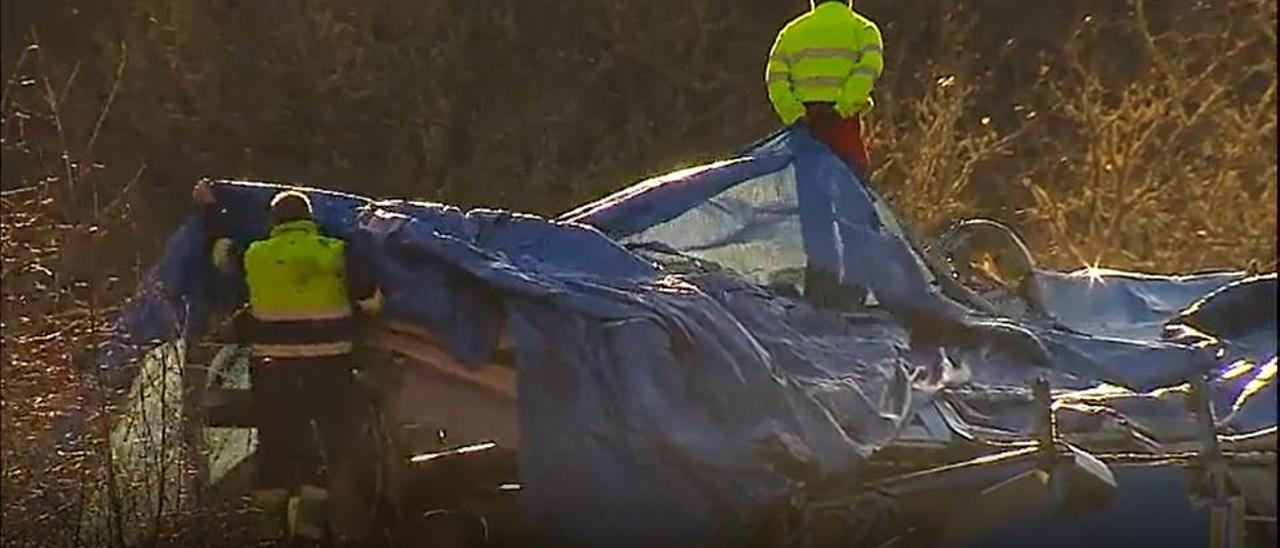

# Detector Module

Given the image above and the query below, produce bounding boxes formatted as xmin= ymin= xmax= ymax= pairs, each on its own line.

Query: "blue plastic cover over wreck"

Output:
xmin=96 ymin=127 xmax=1276 ymax=547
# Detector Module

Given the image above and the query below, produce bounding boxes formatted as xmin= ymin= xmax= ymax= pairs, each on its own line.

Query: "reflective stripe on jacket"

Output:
xmin=251 ymin=341 xmax=354 ymax=359
xmin=243 ymin=219 xmax=354 ymax=358
xmin=765 ymin=2 xmax=884 ymax=125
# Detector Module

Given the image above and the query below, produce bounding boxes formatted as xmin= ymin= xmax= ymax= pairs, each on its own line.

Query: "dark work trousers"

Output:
xmin=251 ymin=355 xmax=358 ymax=492
xmin=803 ymin=102 xmax=871 ymax=180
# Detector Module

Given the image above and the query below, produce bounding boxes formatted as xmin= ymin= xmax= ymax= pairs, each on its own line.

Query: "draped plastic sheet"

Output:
xmin=99 ymin=127 xmax=1277 ymax=547
xmin=1034 ymin=269 xmax=1249 ymax=341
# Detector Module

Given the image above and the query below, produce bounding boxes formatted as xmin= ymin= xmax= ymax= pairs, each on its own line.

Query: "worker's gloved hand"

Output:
xmin=192 ymin=180 xmax=216 ymax=206
xmin=838 ymin=99 xmax=870 ymax=118
xmin=356 ymin=288 xmax=384 ymax=316
xmin=210 ymin=237 xmax=234 ymax=270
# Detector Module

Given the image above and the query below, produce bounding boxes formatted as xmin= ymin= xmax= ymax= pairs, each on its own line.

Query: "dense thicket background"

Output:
xmin=3 ymin=0 xmax=1276 ymax=266
xmin=2 ymin=0 xmax=1276 ymax=546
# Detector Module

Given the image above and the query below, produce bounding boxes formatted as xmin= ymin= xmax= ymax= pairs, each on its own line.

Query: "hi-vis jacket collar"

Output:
xmin=269 ymin=219 xmax=319 ymax=238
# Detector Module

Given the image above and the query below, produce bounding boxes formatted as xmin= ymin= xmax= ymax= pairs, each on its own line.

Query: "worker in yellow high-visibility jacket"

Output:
xmin=766 ymin=0 xmax=883 ymax=179
xmin=193 ymin=182 xmax=381 ymax=546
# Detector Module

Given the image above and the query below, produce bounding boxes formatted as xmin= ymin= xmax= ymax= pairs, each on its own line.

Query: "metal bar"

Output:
xmin=1189 ymin=376 xmax=1245 ymax=548
xmin=865 ymin=446 xmax=1041 ymax=498
xmin=1033 ymin=376 xmax=1057 ymax=469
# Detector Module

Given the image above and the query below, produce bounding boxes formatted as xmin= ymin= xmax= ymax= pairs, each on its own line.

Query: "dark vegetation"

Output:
xmin=2 ymin=0 xmax=1275 ymax=546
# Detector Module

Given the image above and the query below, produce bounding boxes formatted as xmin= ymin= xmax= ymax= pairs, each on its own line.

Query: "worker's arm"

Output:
xmin=193 ymin=181 xmax=243 ymax=283
xmin=193 ymin=181 xmax=237 ymax=272
xmin=765 ymin=31 xmax=806 ymax=126
xmin=344 ymin=238 xmax=382 ymax=315
xmin=835 ymin=21 xmax=884 ymax=118
xmin=192 ymin=181 xmax=250 ymax=339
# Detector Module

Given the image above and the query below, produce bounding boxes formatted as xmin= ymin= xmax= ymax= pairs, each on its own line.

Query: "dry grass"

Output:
xmin=1 ymin=0 xmax=1276 ymax=545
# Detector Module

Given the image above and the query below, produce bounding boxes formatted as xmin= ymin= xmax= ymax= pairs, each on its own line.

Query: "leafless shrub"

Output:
xmin=1015 ymin=0 xmax=1277 ymax=272
xmin=869 ymin=13 xmax=1023 ymax=235
xmin=1 ymin=33 xmax=245 ymax=548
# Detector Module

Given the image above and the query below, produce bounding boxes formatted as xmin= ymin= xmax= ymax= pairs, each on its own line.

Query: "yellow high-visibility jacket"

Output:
xmin=242 ymin=219 xmax=355 ymax=358
xmin=765 ymin=2 xmax=884 ymax=125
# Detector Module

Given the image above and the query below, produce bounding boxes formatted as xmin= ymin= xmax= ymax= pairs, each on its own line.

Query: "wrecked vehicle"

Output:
xmin=91 ymin=127 xmax=1276 ymax=547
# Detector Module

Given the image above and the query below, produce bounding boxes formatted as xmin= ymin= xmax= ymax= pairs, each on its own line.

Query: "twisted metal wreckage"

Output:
xmin=89 ymin=127 xmax=1276 ymax=547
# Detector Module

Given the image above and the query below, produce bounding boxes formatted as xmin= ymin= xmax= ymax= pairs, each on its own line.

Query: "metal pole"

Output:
xmin=1190 ymin=376 xmax=1243 ymax=548
xmin=1033 ymin=375 xmax=1056 ymax=469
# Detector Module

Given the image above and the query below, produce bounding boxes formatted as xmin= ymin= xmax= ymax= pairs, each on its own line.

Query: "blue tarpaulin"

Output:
xmin=98 ymin=127 xmax=1277 ymax=547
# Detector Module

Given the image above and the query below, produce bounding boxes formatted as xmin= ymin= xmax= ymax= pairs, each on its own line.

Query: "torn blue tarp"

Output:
xmin=923 ymin=273 xmax=1276 ymax=442
xmin=564 ymin=128 xmax=1232 ymax=393
xmin=1034 ymin=269 xmax=1252 ymax=342
xmin=103 ymin=180 xmax=918 ymax=547
xmin=97 ymin=127 xmax=1276 ymax=547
